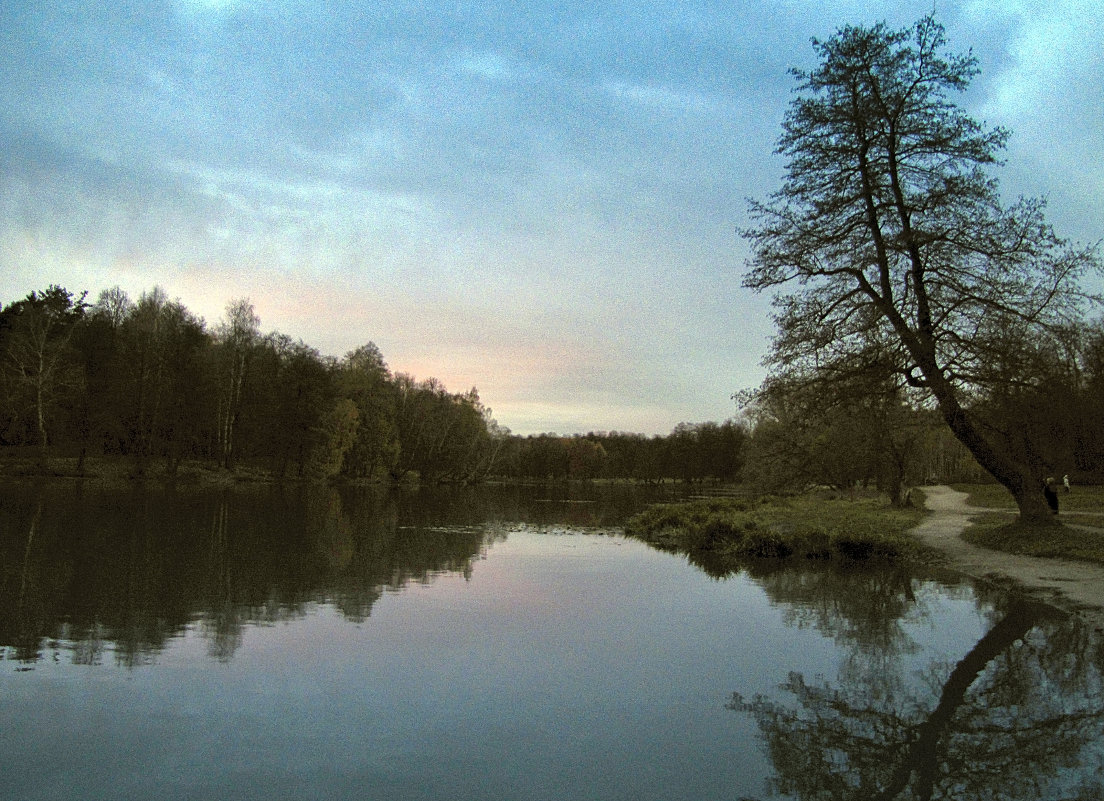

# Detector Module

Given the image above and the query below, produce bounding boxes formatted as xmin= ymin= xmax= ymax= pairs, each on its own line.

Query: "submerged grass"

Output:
xmin=623 ymin=493 xmax=932 ymax=565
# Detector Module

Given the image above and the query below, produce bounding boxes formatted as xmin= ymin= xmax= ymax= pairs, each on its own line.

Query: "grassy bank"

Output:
xmin=961 ymin=515 xmax=1104 ymax=564
xmin=952 ymin=483 xmax=1104 ymax=566
xmin=623 ymin=492 xmax=933 ymax=566
xmin=0 ymin=454 xmax=275 ymax=485
xmin=954 ymin=482 xmax=1104 ymax=514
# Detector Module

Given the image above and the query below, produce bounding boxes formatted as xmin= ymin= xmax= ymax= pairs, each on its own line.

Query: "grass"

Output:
xmin=952 ymin=482 xmax=1104 ymax=566
xmin=952 ymin=482 xmax=1104 ymax=514
xmin=626 ymin=483 xmax=1104 ymax=569
xmin=0 ymin=453 xmax=298 ymax=485
xmin=623 ymin=492 xmax=932 ymax=566
xmin=962 ymin=513 xmax=1104 ymax=564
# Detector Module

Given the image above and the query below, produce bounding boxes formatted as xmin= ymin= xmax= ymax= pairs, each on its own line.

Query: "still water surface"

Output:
xmin=2 ymin=480 xmax=1102 ymax=800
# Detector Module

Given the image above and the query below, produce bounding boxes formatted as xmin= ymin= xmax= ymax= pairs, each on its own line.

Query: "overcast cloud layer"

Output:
xmin=2 ymin=0 xmax=1101 ymax=434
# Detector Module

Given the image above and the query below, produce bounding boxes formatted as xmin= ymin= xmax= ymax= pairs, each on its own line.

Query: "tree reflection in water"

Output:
xmin=5 ymin=479 xmax=1104 ymax=798
xmin=0 ymin=481 xmax=501 ymax=665
xmin=731 ymin=563 xmax=1104 ymax=800
xmin=0 ymin=480 xmax=652 ymax=667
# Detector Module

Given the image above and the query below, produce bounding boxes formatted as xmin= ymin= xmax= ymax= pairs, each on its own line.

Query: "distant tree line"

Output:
xmin=0 ymin=284 xmax=502 ymax=482
xmin=0 ymin=283 xmax=752 ymax=483
xmin=10 ymin=282 xmax=1096 ymax=494
xmin=496 ymin=422 xmax=747 ymax=482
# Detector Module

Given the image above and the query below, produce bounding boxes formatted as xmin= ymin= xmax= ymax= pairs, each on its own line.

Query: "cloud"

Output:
xmin=0 ymin=0 xmax=1100 ymax=434
xmin=961 ymin=0 xmax=1104 ymax=243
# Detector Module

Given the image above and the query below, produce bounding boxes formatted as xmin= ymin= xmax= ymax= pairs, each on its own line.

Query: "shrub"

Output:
xmin=624 ymin=493 xmax=929 ymax=566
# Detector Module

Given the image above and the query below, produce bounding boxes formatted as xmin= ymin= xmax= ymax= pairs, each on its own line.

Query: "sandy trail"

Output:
xmin=916 ymin=485 xmax=1104 ymax=630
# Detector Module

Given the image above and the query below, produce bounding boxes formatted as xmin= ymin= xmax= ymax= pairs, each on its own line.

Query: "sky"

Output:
xmin=1 ymin=1 xmax=1101 ymax=435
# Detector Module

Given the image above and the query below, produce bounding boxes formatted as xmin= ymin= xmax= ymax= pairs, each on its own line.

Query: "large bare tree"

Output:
xmin=742 ymin=16 xmax=1100 ymax=522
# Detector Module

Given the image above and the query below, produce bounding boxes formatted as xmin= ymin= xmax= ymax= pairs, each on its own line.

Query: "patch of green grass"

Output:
xmin=624 ymin=494 xmax=932 ymax=565
xmin=952 ymin=482 xmax=1104 ymax=514
xmin=950 ymin=483 xmax=1016 ymax=509
xmin=963 ymin=513 xmax=1104 ymax=565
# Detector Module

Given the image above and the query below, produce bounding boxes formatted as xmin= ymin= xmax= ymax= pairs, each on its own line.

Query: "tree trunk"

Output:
xmin=35 ymin=379 xmax=48 ymax=467
xmin=856 ymin=139 xmax=1059 ymax=525
xmin=873 ymin=600 xmax=1044 ymax=801
xmin=935 ymin=397 xmax=1054 ymax=523
xmin=906 ymin=353 xmax=1056 ymax=524
xmin=886 ymin=471 xmax=909 ymax=508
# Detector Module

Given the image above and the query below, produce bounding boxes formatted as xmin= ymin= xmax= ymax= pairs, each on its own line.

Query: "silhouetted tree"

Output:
xmin=743 ymin=16 xmax=1101 ymax=521
xmin=259 ymin=334 xmax=333 ymax=478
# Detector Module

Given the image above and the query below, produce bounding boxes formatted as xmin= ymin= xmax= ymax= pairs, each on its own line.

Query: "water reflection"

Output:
xmin=675 ymin=527 xmax=1104 ymax=798
xmin=731 ymin=571 xmax=1104 ymax=800
xmin=0 ymin=480 xmax=666 ymax=666
xmin=3 ymin=480 xmax=1104 ymax=799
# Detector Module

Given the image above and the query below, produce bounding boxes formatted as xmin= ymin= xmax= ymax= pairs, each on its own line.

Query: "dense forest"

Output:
xmin=0 ymin=283 xmax=749 ymax=483
xmin=3 ymin=283 xmax=1102 ymax=493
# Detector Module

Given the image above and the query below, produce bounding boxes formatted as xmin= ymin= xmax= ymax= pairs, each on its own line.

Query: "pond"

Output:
xmin=1 ymin=480 xmax=1102 ymax=800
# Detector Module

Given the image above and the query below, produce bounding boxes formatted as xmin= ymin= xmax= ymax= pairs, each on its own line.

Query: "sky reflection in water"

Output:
xmin=1 ymin=481 xmax=1102 ymax=800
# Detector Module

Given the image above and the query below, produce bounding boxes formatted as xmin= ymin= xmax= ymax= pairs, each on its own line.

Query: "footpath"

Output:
xmin=916 ymin=485 xmax=1104 ymax=631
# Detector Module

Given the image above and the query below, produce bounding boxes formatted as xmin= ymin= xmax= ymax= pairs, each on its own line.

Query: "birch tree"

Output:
xmin=0 ymin=286 xmax=87 ymax=461
xmin=215 ymin=298 xmax=259 ymax=470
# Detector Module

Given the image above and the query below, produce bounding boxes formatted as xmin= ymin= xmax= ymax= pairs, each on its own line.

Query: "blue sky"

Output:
xmin=2 ymin=1 xmax=1101 ymax=434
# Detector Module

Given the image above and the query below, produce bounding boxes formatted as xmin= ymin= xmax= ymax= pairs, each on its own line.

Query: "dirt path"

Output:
xmin=916 ymin=485 xmax=1104 ymax=630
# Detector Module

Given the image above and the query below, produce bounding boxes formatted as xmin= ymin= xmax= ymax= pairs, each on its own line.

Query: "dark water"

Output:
xmin=1 ymin=480 xmax=1102 ymax=800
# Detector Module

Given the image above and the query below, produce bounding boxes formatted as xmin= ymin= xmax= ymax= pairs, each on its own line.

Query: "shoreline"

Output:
xmin=916 ymin=485 xmax=1104 ymax=631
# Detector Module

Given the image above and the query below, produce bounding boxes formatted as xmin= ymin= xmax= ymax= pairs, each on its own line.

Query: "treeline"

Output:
xmin=0 ymin=285 xmax=499 ymax=481
xmin=14 ymin=282 xmax=1091 ymax=495
xmin=736 ymin=317 xmax=1104 ymax=501
xmin=0 ymin=284 xmax=749 ymax=483
xmin=498 ymin=423 xmax=746 ymax=482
